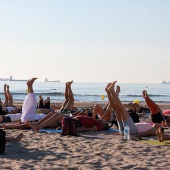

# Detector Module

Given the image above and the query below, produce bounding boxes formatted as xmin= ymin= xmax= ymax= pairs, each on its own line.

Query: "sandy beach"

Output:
xmin=1 ymin=102 xmax=170 ymax=170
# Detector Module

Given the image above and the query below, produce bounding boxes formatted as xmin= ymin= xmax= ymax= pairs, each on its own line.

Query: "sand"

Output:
xmin=1 ymin=102 xmax=170 ymax=170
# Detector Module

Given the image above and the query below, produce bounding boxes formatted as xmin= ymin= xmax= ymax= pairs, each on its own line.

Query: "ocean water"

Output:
xmin=0 ymin=81 xmax=170 ymax=103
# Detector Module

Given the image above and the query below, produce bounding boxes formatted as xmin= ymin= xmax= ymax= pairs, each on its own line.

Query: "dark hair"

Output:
xmin=97 ymin=119 xmax=114 ymax=130
xmin=103 ymin=120 xmax=114 ymax=130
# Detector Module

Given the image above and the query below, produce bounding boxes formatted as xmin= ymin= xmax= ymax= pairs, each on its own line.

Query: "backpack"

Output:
xmin=0 ymin=129 xmax=6 ymax=154
xmin=61 ymin=117 xmax=79 ymax=136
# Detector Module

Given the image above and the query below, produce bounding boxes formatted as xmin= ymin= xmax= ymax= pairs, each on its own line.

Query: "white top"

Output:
xmin=6 ymin=106 xmax=15 ymax=112
xmin=9 ymin=113 xmax=22 ymax=122
xmin=21 ymin=93 xmax=38 ymax=122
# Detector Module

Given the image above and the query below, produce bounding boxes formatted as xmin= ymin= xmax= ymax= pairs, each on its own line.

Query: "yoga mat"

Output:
xmin=140 ymin=140 xmax=170 ymax=146
xmin=103 ymin=128 xmax=119 ymax=133
xmin=39 ymin=128 xmax=119 ymax=135
xmin=39 ymin=129 xmax=62 ymax=133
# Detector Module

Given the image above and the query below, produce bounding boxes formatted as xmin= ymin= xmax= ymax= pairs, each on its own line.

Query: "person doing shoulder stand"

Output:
xmin=105 ymin=81 xmax=162 ymax=138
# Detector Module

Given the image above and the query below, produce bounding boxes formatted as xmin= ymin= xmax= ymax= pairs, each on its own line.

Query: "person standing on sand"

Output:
xmin=105 ymin=81 xmax=162 ymax=138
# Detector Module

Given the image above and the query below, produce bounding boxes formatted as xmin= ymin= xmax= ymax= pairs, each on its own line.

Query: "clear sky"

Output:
xmin=0 ymin=0 xmax=170 ymax=83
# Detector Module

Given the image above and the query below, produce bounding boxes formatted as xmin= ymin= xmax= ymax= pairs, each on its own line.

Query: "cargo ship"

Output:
xmin=45 ymin=78 xmax=60 ymax=82
xmin=162 ymin=81 xmax=170 ymax=84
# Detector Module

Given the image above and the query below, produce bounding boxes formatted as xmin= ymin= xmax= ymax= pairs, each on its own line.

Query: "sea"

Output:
xmin=0 ymin=81 xmax=170 ymax=103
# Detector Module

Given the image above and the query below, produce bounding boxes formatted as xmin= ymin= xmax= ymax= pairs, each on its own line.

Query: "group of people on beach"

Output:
xmin=1 ymin=78 xmax=170 ymax=145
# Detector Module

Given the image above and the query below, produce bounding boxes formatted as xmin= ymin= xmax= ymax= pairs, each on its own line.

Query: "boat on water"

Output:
xmin=0 ymin=76 xmax=28 ymax=81
xmin=162 ymin=81 xmax=170 ymax=84
xmin=0 ymin=78 xmax=8 ymax=81
xmin=8 ymin=76 xmax=28 ymax=81
xmin=45 ymin=78 xmax=60 ymax=82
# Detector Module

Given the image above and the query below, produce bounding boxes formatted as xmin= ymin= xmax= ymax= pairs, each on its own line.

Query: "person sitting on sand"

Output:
xmin=142 ymin=90 xmax=168 ymax=123
xmin=156 ymin=127 xmax=170 ymax=142
xmin=105 ymin=81 xmax=162 ymax=138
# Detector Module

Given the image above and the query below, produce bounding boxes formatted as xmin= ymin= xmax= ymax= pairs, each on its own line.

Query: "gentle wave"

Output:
xmin=0 ymin=82 xmax=170 ymax=103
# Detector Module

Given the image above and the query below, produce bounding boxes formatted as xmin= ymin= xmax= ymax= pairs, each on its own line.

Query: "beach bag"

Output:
xmin=0 ymin=129 xmax=6 ymax=154
xmin=61 ymin=117 xmax=79 ymax=136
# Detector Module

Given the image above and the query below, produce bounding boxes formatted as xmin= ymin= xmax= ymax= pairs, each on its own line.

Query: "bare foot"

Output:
xmin=15 ymin=133 xmax=23 ymax=141
xmin=27 ymin=78 xmax=38 ymax=86
xmin=68 ymin=80 xmax=73 ymax=86
xmin=26 ymin=120 xmax=40 ymax=132
xmin=108 ymin=81 xmax=117 ymax=92
xmin=156 ymin=128 xmax=162 ymax=142
xmin=116 ymin=85 xmax=121 ymax=95
xmin=142 ymin=90 xmax=147 ymax=98
xmin=105 ymin=83 xmax=112 ymax=92
xmin=159 ymin=128 xmax=165 ymax=142
xmin=6 ymin=85 xmax=10 ymax=92
xmin=4 ymin=84 xmax=7 ymax=91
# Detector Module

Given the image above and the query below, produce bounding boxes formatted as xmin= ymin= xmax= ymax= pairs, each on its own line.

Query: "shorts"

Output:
xmin=2 ymin=116 xmax=11 ymax=122
xmin=151 ymin=112 xmax=166 ymax=123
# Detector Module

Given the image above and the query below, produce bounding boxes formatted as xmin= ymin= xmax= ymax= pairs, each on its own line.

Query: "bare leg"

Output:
xmin=161 ymin=121 xmax=170 ymax=127
xmin=106 ymin=81 xmax=138 ymax=135
xmin=35 ymin=112 xmax=55 ymax=124
xmin=101 ymin=107 xmax=112 ymax=121
xmin=105 ymin=83 xmax=122 ymax=121
xmin=103 ymin=102 xmax=110 ymax=110
xmin=60 ymin=82 xmax=69 ymax=110
xmin=108 ymin=81 xmax=130 ymax=121
xmin=6 ymin=85 xmax=13 ymax=106
xmin=0 ymin=98 xmax=6 ymax=111
xmin=6 ymin=133 xmax=23 ymax=142
xmin=116 ymin=85 xmax=121 ymax=96
xmin=142 ymin=90 xmax=161 ymax=114
xmin=2 ymin=112 xmax=55 ymax=129
xmin=26 ymin=112 xmax=65 ymax=132
xmin=27 ymin=78 xmax=38 ymax=93
xmin=61 ymin=81 xmax=74 ymax=110
xmin=92 ymin=104 xmax=105 ymax=119
xmin=3 ymin=122 xmax=30 ymax=129
xmin=136 ymin=128 xmax=156 ymax=137
xmin=156 ymin=127 xmax=170 ymax=142
xmin=4 ymin=84 xmax=8 ymax=107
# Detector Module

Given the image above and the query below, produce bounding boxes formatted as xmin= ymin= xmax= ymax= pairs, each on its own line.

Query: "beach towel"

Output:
xmin=39 ymin=129 xmax=62 ymax=133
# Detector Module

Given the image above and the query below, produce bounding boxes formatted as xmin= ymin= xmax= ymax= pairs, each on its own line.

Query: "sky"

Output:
xmin=0 ymin=0 xmax=170 ymax=83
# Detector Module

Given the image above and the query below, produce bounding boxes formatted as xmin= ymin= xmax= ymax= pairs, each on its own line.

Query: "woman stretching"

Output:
xmin=105 ymin=81 xmax=162 ymax=137
xmin=142 ymin=90 xmax=167 ymax=123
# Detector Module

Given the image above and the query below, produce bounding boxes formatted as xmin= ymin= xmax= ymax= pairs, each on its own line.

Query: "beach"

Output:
xmin=1 ymin=102 xmax=170 ymax=170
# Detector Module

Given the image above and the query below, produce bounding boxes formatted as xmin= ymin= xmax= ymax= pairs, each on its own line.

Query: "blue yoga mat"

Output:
xmin=39 ymin=128 xmax=119 ymax=134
